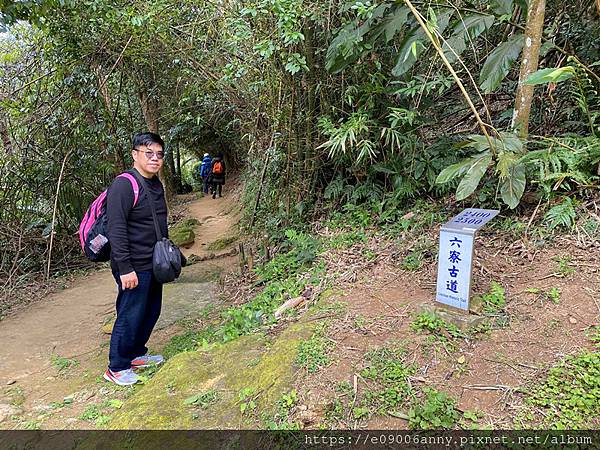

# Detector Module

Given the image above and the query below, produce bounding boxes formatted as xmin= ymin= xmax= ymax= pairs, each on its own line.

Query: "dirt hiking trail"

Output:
xmin=0 ymin=189 xmax=240 ymax=429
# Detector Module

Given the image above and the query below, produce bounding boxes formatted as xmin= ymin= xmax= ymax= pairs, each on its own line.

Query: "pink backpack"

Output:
xmin=78 ymin=173 xmax=139 ymax=262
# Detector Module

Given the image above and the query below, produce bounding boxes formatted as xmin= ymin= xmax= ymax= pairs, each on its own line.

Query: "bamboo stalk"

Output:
xmin=46 ymin=150 xmax=72 ymax=280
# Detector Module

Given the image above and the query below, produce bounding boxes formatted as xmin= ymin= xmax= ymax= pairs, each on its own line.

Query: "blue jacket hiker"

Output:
xmin=199 ymin=153 xmax=212 ymax=194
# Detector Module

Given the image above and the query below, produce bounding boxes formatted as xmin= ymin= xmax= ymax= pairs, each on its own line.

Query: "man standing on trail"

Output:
xmin=199 ymin=152 xmax=212 ymax=195
xmin=104 ymin=132 xmax=167 ymax=386
xmin=210 ymin=151 xmax=226 ymax=199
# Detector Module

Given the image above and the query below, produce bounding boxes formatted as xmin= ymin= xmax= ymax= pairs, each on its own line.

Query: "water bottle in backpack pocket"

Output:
xmin=78 ymin=173 xmax=139 ymax=262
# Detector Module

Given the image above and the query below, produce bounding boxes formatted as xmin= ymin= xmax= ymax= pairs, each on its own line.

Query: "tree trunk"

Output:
xmin=512 ymin=0 xmax=546 ymax=138
xmin=139 ymin=87 xmax=175 ymax=201
xmin=0 ymin=111 xmax=12 ymax=155
xmin=176 ymin=141 xmax=181 ymax=178
xmin=92 ymin=66 xmax=126 ymax=174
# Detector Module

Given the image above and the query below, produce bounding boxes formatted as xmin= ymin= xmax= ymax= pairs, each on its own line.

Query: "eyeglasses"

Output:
xmin=134 ymin=148 xmax=165 ymax=160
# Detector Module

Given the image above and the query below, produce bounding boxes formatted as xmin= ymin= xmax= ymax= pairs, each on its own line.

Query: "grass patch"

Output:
xmin=162 ymin=327 xmax=217 ymax=359
xmin=359 ymin=346 xmax=416 ymax=417
xmin=525 ymin=351 xmax=600 ymax=429
xmin=184 ymin=389 xmax=219 ymax=410
xmin=326 ymin=230 xmax=368 ymax=250
xmin=50 ymin=355 xmax=79 ymax=374
xmin=295 ymin=328 xmax=333 ymax=374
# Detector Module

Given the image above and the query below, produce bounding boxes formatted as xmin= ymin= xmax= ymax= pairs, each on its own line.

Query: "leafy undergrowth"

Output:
xmin=162 ymin=229 xmax=329 ymax=359
xmin=324 ymin=345 xmax=477 ymax=429
xmin=522 ymin=351 xmax=600 ymax=429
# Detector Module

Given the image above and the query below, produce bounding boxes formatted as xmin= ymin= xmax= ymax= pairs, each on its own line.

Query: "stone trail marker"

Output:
xmin=435 ymin=208 xmax=499 ymax=311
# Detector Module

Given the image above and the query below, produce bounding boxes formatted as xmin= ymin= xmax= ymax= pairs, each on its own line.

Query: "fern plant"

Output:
xmin=544 ymin=197 xmax=577 ymax=230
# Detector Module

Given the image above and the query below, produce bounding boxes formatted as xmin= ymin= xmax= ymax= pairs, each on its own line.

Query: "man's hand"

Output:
xmin=120 ymin=271 xmax=138 ymax=290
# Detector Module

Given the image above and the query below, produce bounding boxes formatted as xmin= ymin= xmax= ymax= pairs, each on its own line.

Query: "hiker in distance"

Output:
xmin=210 ymin=151 xmax=226 ymax=199
xmin=104 ymin=132 xmax=168 ymax=385
xmin=199 ymin=152 xmax=212 ymax=195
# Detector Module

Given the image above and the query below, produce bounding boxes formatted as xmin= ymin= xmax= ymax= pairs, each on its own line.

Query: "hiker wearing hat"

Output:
xmin=199 ymin=152 xmax=212 ymax=195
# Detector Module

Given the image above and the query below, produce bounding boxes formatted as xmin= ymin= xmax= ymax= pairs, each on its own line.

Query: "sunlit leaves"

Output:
xmin=524 ymin=66 xmax=576 ymax=85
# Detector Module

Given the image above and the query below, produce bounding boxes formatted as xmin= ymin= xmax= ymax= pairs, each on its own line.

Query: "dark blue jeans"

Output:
xmin=109 ymin=271 xmax=162 ymax=371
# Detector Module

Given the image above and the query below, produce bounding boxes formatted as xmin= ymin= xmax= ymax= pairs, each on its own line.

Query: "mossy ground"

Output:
xmin=170 ymin=218 xmax=200 ymax=248
xmin=108 ymin=320 xmax=316 ymax=429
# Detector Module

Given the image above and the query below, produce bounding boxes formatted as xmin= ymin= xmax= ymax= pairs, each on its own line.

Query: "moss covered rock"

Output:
xmin=108 ymin=320 xmax=316 ymax=429
xmin=170 ymin=220 xmax=197 ymax=248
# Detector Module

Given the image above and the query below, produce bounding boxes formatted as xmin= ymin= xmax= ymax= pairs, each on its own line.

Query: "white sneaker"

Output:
xmin=103 ymin=368 xmax=140 ymax=386
xmin=131 ymin=354 xmax=165 ymax=369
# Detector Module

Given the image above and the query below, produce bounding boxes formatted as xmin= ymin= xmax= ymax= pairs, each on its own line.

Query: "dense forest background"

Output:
xmin=1 ymin=0 xmax=599 ymax=308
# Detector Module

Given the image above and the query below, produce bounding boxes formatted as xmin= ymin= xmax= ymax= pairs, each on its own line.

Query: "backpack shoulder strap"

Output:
xmin=117 ymin=172 xmax=140 ymax=207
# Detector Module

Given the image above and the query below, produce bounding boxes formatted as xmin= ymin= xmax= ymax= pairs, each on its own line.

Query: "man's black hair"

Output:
xmin=132 ymin=132 xmax=165 ymax=150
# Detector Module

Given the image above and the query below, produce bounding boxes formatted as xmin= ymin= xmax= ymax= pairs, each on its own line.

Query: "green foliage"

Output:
xmin=255 ymin=229 xmax=320 ymax=282
xmin=295 ymin=334 xmax=332 ymax=373
xmin=407 ymin=388 xmax=460 ymax=430
xmin=326 ymin=229 xmax=367 ymax=249
xmin=527 ymin=352 xmax=600 ymax=429
xmin=442 ymin=13 xmax=495 ymax=64
xmin=479 ymin=34 xmax=524 ymax=93
xmin=400 ymin=251 xmax=423 ymax=271
xmin=480 ymin=281 xmax=506 ymax=314
xmin=553 ymin=255 xmax=575 ymax=277
xmin=162 ymin=327 xmax=217 ymax=359
xmin=264 ymin=390 xmax=300 ymax=430
xmin=410 ymin=312 xmax=463 ymax=341
xmin=546 ymin=287 xmax=561 ymax=304
xmin=436 ymin=132 xmax=528 ymax=208
xmin=238 ymin=387 xmax=257 ymax=415
xmin=525 ymin=66 xmax=576 ymax=85
xmin=184 ymin=390 xmax=219 ymax=409
xmin=79 ymin=404 xmax=110 ymax=426
xmin=544 ymin=198 xmax=577 ymax=230
xmin=50 ymin=355 xmax=79 ymax=374
xmin=359 ymin=346 xmax=416 ymax=416
xmin=520 ymin=137 xmax=600 ymax=196
xmin=317 ymin=112 xmax=377 ymax=162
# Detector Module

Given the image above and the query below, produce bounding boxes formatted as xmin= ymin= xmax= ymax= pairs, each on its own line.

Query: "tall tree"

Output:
xmin=512 ymin=0 xmax=547 ymax=138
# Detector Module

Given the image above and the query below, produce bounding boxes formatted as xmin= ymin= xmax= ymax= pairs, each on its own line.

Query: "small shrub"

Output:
xmin=408 ymin=388 xmax=460 ymax=429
